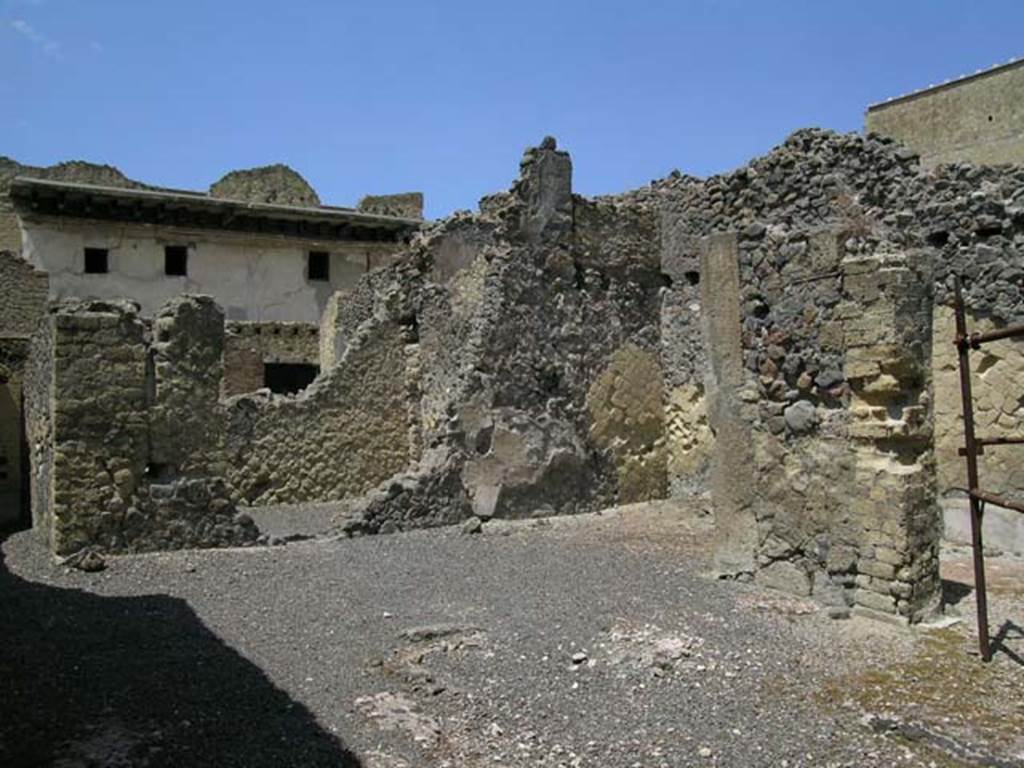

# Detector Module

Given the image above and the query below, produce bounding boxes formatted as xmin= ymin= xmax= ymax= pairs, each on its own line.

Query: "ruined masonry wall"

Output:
xmin=698 ymin=231 xmax=939 ymax=622
xmin=25 ymin=292 xmax=423 ymax=553
xmin=335 ymin=140 xmax=670 ymax=536
xmin=0 ymin=250 xmax=49 ymax=526
xmin=225 ymin=317 xmax=417 ymax=505
xmin=223 ymin=321 xmax=320 ymax=396
xmin=26 ymin=299 xmax=257 ymax=555
xmin=647 ymin=128 xmax=1024 ymax=558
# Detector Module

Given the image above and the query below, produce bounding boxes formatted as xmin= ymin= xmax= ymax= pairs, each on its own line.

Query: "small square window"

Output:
xmin=308 ymin=250 xmax=329 ymax=281
xmin=165 ymin=245 xmax=188 ymax=276
xmin=84 ymin=247 xmax=109 ymax=274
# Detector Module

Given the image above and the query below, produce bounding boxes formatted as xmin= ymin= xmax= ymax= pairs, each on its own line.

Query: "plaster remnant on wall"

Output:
xmin=586 ymin=344 xmax=667 ymax=504
xmin=664 ymin=382 xmax=712 ymax=487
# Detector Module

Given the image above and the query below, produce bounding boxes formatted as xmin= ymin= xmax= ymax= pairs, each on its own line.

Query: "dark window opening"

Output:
xmin=264 ymin=363 xmax=319 ymax=395
xmin=988 ymin=115 xmax=994 ymax=122
xmin=572 ymin=261 xmax=585 ymax=290
xmin=146 ymin=462 xmax=177 ymax=482
xmin=684 ymin=270 xmax=701 ymax=286
xmin=165 ymin=245 xmax=188 ymax=276
xmin=84 ymin=247 xmax=109 ymax=274
xmin=308 ymin=251 xmax=330 ymax=281
xmin=926 ymin=230 xmax=950 ymax=248
xmin=976 ymin=222 xmax=1003 ymax=239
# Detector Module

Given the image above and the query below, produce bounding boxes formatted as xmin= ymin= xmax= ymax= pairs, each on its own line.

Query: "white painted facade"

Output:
xmin=20 ymin=216 xmax=403 ymax=322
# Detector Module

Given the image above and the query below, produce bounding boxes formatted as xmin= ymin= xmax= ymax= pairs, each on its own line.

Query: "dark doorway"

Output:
xmin=263 ymin=363 xmax=319 ymax=395
xmin=0 ymin=383 xmax=29 ymax=533
xmin=18 ymin=389 xmax=29 ymax=529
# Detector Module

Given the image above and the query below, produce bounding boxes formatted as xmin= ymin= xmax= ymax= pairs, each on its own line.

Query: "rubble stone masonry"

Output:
xmin=20 ymin=129 xmax=1024 ymax=622
xmin=222 ymin=321 xmax=320 ymax=396
xmin=25 ymin=299 xmax=258 ymax=555
xmin=0 ymin=250 xmax=49 ymax=526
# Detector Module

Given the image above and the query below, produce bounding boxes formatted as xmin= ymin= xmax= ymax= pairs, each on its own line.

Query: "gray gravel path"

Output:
xmin=2 ymin=502 xmax=1018 ymax=767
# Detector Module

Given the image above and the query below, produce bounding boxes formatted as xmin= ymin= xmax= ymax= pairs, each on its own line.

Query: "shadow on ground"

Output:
xmin=939 ymin=577 xmax=972 ymax=608
xmin=992 ymin=620 xmax=1024 ymax=668
xmin=0 ymin=534 xmax=361 ymax=767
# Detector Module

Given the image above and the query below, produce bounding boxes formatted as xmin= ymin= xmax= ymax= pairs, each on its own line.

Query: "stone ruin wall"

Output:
xmin=25 ymin=291 xmax=417 ymax=555
xmin=358 ymin=192 xmax=425 ymax=220
xmin=21 ymin=130 xmax=1024 ymax=619
xmin=326 ymin=139 xmax=671 ymax=534
xmin=222 ymin=321 xmax=321 ymax=396
xmin=25 ymin=299 xmax=257 ymax=555
xmin=0 ymin=250 xmax=49 ymax=526
xmin=691 ymin=231 xmax=939 ymax=621
xmin=24 ymin=139 xmax=671 ymax=549
xmin=224 ymin=312 xmax=417 ymax=507
xmin=649 ymin=129 xmax=1024 ymax=568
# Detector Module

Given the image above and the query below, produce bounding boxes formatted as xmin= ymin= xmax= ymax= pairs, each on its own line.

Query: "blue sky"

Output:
xmin=2 ymin=1 xmax=1022 ymax=218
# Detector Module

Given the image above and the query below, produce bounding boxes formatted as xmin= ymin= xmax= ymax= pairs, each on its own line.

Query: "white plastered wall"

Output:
xmin=20 ymin=216 xmax=403 ymax=322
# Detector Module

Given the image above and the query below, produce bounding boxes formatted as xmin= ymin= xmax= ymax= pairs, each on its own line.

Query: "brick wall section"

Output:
xmin=222 ymin=321 xmax=319 ymax=396
xmin=225 ymin=318 xmax=416 ymax=505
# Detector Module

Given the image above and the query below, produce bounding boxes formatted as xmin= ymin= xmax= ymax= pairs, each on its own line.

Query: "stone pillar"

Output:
xmin=842 ymin=251 xmax=940 ymax=622
xmin=702 ymin=233 xmax=758 ymax=576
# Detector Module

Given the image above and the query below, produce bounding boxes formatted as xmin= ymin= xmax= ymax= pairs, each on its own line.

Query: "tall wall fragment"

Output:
xmin=696 ymin=229 xmax=940 ymax=621
xmin=333 ymin=138 xmax=671 ymax=535
xmin=25 ymin=299 xmax=257 ymax=555
xmin=0 ymin=250 xmax=49 ymax=526
xmin=20 ymin=130 xmax=1024 ymax=590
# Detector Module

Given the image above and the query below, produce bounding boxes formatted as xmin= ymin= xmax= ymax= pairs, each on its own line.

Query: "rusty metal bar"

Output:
xmin=957 ymin=435 xmax=1024 ymax=456
xmin=969 ymin=488 xmax=1024 ymax=514
xmin=977 ymin=436 xmax=1024 ymax=447
xmin=968 ymin=323 xmax=1024 ymax=347
xmin=954 ymin=277 xmax=992 ymax=662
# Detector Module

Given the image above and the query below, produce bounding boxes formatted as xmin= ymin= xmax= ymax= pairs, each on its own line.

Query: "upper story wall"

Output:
xmin=19 ymin=216 xmax=405 ymax=322
xmin=1 ymin=155 xmax=144 ymax=252
xmin=4 ymin=157 xmax=423 ymax=323
xmin=865 ymin=59 xmax=1024 ymax=167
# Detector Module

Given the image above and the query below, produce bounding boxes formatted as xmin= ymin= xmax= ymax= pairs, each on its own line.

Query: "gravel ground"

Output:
xmin=1 ymin=501 xmax=1021 ymax=768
